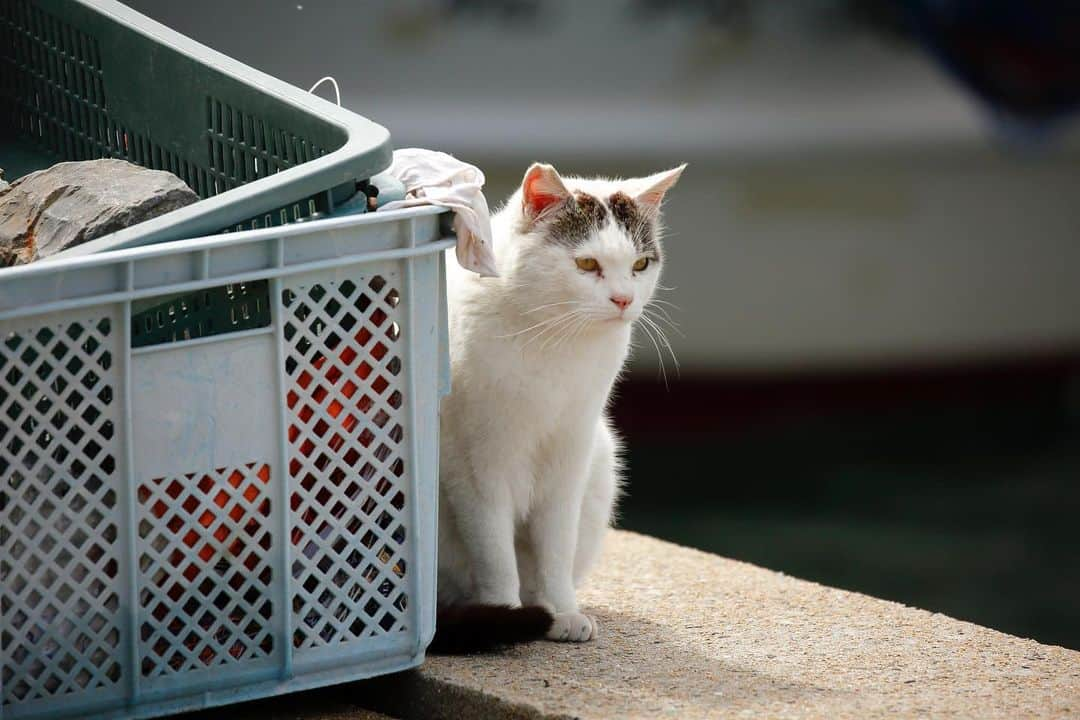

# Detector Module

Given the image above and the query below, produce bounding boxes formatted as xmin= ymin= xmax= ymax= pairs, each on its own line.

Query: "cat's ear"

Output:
xmin=522 ymin=163 xmax=570 ymax=219
xmin=634 ymin=163 xmax=686 ymax=214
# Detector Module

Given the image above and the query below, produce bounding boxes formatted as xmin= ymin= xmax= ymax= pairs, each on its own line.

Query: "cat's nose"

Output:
xmin=610 ymin=294 xmax=633 ymax=311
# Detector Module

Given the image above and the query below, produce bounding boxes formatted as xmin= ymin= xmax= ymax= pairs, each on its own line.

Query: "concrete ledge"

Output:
xmin=361 ymin=531 xmax=1077 ymax=719
xmin=179 ymin=530 xmax=1078 ymax=719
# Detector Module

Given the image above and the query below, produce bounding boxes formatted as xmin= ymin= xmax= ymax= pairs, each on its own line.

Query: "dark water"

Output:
xmin=616 ymin=390 xmax=1080 ymax=650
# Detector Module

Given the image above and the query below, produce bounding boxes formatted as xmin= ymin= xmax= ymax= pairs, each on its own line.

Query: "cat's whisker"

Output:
xmin=510 ymin=315 xmax=580 ymax=352
xmin=535 ymin=319 xmax=581 ymax=353
xmin=497 ymin=309 xmax=578 ymax=339
xmin=557 ymin=314 xmax=595 ymax=351
xmin=648 ymin=298 xmax=681 ymax=311
xmin=546 ymin=318 xmax=579 ymax=352
xmin=521 ymin=300 xmax=580 ymax=315
xmin=522 ymin=310 xmax=583 ymax=351
xmin=643 ymin=310 xmax=680 ymax=333
xmin=642 ymin=307 xmax=684 ymax=338
xmin=541 ymin=312 xmax=591 ymax=352
xmin=643 ymin=303 xmax=680 ymax=328
xmin=639 ymin=314 xmax=681 ymax=377
xmin=520 ymin=319 xmax=576 ymax=351
xmin=635 ymin=319 xmax=669 ymax=390
xmin=641 ymin=313 xmax=679 ymax=362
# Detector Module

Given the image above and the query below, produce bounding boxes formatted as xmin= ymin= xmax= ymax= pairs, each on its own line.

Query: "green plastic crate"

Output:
xmin=0 ymin=0 xmax=392 ymax=255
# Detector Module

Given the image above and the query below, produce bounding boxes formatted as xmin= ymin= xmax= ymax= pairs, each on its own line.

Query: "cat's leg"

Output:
xmin=436 ymin=489 xmax=473 ymax=607
xmin=439 ymin=377 xmax=532 ymax=608
xmin=526 ymin=433 xmax=598 ymax=642
xmin=515 ymin=533 xmax=540 ymax=606
xmin=445 ymin=471 xmax=521 ymax=606
xmin=573 ymin=419 xmax=622 ymax=588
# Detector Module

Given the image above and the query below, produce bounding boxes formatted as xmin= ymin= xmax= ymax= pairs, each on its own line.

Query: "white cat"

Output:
xmin=431 ymin=162 xmax=684 ymax=652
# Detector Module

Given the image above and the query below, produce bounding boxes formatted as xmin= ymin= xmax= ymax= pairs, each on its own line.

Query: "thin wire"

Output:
xmin=308 ymin=76 xmax=341 ymax=106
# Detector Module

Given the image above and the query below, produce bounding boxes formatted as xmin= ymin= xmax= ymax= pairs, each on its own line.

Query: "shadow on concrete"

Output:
xmin=171 ymin=608 xmax=837 ymax=719
xmin=357 ymin=608 xmax=844 ymax=720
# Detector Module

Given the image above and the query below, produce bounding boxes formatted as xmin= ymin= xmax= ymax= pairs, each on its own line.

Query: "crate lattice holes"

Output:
xmin=1 ymin=318 xmax=124 ymax=704
xmin=0 ymin=210 xmax=454 ymax=719
xmin=0 ymin=283 xmax=415 ymax=706
xmin=136 ymin=463 xmax=274 ymax=677
xmin=283 ymin=275 xmax=409 ymax=649
xmin=132 ymin=281 xmax=272 ymax=349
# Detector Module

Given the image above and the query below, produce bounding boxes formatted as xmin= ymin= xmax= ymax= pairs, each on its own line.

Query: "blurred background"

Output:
xmin=127 ymin=0 xmax=1080 ymax=649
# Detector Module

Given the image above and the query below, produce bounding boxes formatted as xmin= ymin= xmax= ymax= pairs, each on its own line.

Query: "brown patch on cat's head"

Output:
xmin=609 ymin=191 xmax=659 ymax=257
xmin=541 ymin=191 xmax=609 ymax=248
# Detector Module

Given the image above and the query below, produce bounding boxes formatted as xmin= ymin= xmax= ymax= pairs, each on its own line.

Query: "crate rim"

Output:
xmin=0 ymin=207 xmax=454 ymax=323
xmin=0 ymin=205 xmax=449 ymax=283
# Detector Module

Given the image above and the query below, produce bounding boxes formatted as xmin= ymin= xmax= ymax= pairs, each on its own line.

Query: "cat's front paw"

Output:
xmin=546 ymin=612 xmax=597 ymax=642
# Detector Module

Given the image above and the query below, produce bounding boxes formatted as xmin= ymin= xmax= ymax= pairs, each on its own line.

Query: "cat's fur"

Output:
xmin=432 ymin=162 xmax=684 ymax=652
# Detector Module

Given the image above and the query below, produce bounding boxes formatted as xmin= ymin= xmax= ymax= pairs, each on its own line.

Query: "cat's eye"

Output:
xmin=633 ymin=257 xmax=650 ymax=272
xmin=576 ymin=257 xmax=600 ymax=273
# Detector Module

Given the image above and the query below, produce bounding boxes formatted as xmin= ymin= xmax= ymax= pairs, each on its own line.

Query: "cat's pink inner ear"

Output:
xmin=522 ymin=163 xmax=569 ymax=217
xmin=635 ymin=163 xmax=687 ymax=211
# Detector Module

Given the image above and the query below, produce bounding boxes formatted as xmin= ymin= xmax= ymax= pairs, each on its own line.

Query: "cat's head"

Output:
xmin=499 ymin=163 xmax=685 ymax=328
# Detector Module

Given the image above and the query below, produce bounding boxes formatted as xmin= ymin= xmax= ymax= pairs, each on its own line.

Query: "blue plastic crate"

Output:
xmin=0 ymin=206 xmax=451 ymax=719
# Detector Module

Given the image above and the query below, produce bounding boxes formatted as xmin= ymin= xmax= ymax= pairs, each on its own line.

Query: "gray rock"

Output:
xmin=0 ymin=159 xmax=198 ymax=266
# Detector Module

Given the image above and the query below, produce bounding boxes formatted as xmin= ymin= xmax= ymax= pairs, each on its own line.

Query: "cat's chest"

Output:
xmin=509 ymin=343 xmax=619 ymax=423
xmin=452 ymin=308 xmax=629 ymax=431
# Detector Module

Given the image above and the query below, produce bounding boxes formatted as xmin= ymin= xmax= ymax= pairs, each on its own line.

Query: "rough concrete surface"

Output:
xmin=362 ymin=530 xmax=1078 ymax=720
xmin=164 ymin=530 xmax=1077 ymax=720
xmin=176 ymin=689 xmax=396 ymax=720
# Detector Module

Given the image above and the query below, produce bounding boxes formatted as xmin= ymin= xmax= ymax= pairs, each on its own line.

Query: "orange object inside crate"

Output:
xmin=136 ymin=313 xmax=408 ymax=668
xmin=286 ymin=323 xmax=399 ymax=545
xmin=143 ymin=466 xmax=270 ymax=570
xmin=287 ymin=325 xmax=376 ymax=452
xmin=141 ymin=465 xmax=272 ymax=666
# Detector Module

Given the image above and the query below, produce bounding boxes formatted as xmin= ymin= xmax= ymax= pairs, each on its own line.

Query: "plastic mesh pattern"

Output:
xmin=0 ymin=0 xmax=198 ymax=192
xmin=206 ymin=97 xmax=326 ymax=193
xmin=135 ymin=463 xmax=274 ymax=677
xmin=0 ymin=316 xmax=122 ymax=704
xmin=131 ymin=281 xmax=272 ymax=349
xmin=0 ymin=0 xmax=108 ymax=167
xmin=0 ymin=1 xmax=334 ymax=212
xmin=282 ymin=275 xmax=410 ymax=649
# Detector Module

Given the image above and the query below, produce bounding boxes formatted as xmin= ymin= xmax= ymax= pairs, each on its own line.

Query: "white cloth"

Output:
xmin=379 ymin=148 xmax=498 ymax=277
